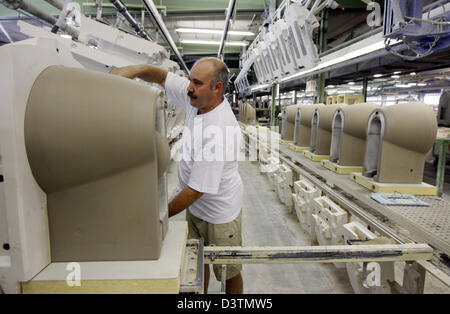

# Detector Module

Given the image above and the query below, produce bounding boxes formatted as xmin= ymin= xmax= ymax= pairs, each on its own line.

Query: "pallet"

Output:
xmin=350 ymin=172 xmax=437 ymax=196
xmin=21 ymin=221 xmax=188 ymax=294
xmin=321 ymin=160 xmax=363 ymax=174
xmin=288 ymin=143 xmax=309 ymax=152
xmin=303 ymin=150 xmax=330 ymax=162
xmin=279 ymin=139 xmax=293 ymax=146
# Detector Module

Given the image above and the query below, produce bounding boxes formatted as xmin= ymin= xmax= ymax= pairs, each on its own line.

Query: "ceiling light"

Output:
xmin=280 ymin=39 xmax=402 ymax=83
xmin=417 ymin=82 xmax=427 ymax=86
xmin=396 ymin=84 xmax=410 ymax=88
xmin=180 ymin=39 xmax=249 ymax=46
xmin=60 ymin=34 xmax=72 ymax=39
xmin=391 ymin=75 xmax=400 ymax=79
xmin=348 ymin=82 xmax=355 ymax=85
xmin=393 ymin=71 xmax=401 ymax=74
xmin=251 ymin=83 xmax=271 ymax=92
xmin=176 ymin=28 xmax=254 ymax=36
xmin=373 ymin=74 xmax=383 ymax=77
xmin=326 ymin=85 xmax=335 ymax=88
xmin=410 ymin=72 xmax=416 ymax=76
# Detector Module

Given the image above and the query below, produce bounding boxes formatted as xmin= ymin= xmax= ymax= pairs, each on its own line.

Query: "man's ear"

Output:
xmin=215 ymin=81 xmax=223 ymax=93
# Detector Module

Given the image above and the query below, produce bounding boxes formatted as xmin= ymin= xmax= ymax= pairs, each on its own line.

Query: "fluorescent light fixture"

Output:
xmin=373 ymin=74 xmax=383 ymax=77
xmin=350 ymin=86 xmax=363 ymax=90
xmin=60 ymin=34 xmax=72 ymax=39
xmin=176 ymin=28 xmax=254 ymax=36
xmin=180 ymin=39 xmax=248 ymax=46
xmin=417 ymin=82 xmax=427 ymax=86
xmin=281 ymin=39 xmax=402 ymax=83
xmin=326 ymin=85 xmax=335 ymax=88
xmin=391 ymin=75 xmax=400 ymax=79
xmin=251 ymin=83 xmax=271 ymax=92
xmin=410 ymin=72 xmax=417 ymax=76
xmin=348 ymin=82 xmax=355 ymax=85
xmin=394 ymin=71 xmax=401 ymax=74
xmin=408 ymin=82 xmax=417 ymax=86
xmin=396 ymin=84 xmax=410 ymax=88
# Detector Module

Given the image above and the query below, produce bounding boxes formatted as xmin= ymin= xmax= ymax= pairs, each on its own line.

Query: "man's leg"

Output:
xmin=226 ymin=272 xmax=243 ymax=294
xmin=204 ymin=264 xmax=210 ymax=294
xmin=210 ymin=212 xmax=243 ymax=294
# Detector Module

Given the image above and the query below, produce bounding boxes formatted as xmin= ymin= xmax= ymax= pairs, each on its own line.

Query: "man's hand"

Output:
xmin=168 ymin=186 xmax=203 ymax=217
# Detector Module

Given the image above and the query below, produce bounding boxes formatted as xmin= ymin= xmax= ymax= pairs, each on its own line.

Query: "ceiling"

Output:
xmin=0 ymin=0 xmax=447 ymax=87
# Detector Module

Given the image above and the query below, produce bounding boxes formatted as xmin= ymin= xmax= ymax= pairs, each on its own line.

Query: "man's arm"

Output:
xmin=110 ymin=64 xmax=168 ymax=88
xmin=168 ymin=186 xmax=203 ymax=217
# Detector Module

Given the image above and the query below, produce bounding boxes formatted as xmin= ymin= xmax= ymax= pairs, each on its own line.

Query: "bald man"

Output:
xmin=111 ymin=58 xmax=244 ymax=294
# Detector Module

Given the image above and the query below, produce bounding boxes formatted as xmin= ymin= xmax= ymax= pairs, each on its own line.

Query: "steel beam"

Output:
xmin=217 ymin=0 xmax=238 ymax=60
xmin=204 ymin=244 xmax=433 ymax=264
xmin=140 ymin=0 xmax=189 ymax=74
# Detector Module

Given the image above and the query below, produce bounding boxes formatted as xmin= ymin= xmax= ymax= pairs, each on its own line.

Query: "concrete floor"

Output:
xmin=169 ymin=160 xmax=354 ymax=294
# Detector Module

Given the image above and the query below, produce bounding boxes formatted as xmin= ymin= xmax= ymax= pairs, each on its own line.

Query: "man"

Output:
xmin=111 ymin=57 xmax=243 ymax=294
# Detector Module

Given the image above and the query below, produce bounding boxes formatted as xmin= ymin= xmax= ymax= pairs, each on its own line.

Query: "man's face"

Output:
xmin=187 ymin=61 xmax=220 ymax=111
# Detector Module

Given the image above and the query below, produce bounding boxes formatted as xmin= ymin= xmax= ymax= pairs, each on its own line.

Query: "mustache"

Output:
xmin=187 ymin=91 xmax=197 ymax=99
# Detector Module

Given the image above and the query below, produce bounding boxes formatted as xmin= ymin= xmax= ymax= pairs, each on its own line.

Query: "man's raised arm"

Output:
xmin=110 ymin=64 xmax=168 ymax=88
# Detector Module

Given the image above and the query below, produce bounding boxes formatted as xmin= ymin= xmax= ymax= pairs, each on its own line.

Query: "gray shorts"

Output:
xmin=186 ymin=209 xmax=242 ymax=281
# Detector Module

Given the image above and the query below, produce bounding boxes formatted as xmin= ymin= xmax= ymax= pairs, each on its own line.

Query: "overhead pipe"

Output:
xmin=43 ymin=0 xmax=63 ymax=10
xmin=110 ymin=0 xmax=153 ymax=42
xmin=140 ymin=0 xmax=189 ymax=74
xmin=51 ymin=0 xmax=70 ymax=34
xmin=217 ymin=0 xmax=238 ymax=60
xmin=95 ymin=0 xmax=102 ymax=20
xmin=2 ymin=0 xmax=79 ymax=38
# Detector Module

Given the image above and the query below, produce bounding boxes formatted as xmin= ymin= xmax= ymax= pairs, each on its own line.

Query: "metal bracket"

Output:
xmin=179 ymin=238 xmax=204 ymax=294
xmin=402 ymin=262 xmax=426 ymax=294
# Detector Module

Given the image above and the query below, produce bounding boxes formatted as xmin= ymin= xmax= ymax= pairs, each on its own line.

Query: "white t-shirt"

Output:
xmin=165 ymin=72 xmax=243 ymax=224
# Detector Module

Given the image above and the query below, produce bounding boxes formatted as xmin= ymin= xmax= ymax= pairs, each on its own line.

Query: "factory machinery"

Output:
xmin=235 ymin=0 xmax=450 ymax=294
xmin=0 ymin=0 xmax=189 ymax=294
xmin=241 ymin=98 xmax=450 ymax=293
xmin=0 ymin=0 xmax=447 ymax=294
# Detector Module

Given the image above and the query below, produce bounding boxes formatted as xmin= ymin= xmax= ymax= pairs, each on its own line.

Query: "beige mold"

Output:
xmin=310 ymin=104 xmax=345 ymax=156
xmin=293 ymin=104 xmax=323 ymax=148
xmin=362 ymin=102 xmax=437 ymax=184
xmin=25 ymin=65 xmax=170 ymax=262
xmin=330 ymin=102 xmax=379 ymax=167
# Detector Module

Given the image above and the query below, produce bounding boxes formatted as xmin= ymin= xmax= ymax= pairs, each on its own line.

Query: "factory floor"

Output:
xmin=168 ymin=160 xmax=450 ymax=294
xmin=169 ymin=160 xmax=353 ymax=293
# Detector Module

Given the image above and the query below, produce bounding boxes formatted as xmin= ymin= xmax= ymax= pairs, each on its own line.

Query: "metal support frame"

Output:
xmin=2 ymin=0 xmax=79 ymax=38
xmin=203 ymin=244 xmax=433 ymax=265
xmin=218 ymin=0 xmax=238 ymax=60
xmin=43 ymin=0 xmax=63 ymax=10
xmin=110 ymin=0 xmax=152 ymax=42
xmin=140 ymin=0 xmax=189 ymax=74
xmin=363 ymin=76 xmax=368 ymax=102
xmin=270 ymin=84 xmax=278 ymax=126
xmin=436 ymin=139 xmax=449 ymax=197
xmin=316 ymin=8 xmax=328 ymax=104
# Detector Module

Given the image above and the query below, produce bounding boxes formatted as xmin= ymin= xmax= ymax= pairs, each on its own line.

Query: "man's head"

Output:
xmin=187 ymin=57 xmax=229 ymax=113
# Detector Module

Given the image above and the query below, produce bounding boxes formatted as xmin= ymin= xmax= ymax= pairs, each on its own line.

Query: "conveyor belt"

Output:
xmin=277 ymin=144 xmax=450 ymax=257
